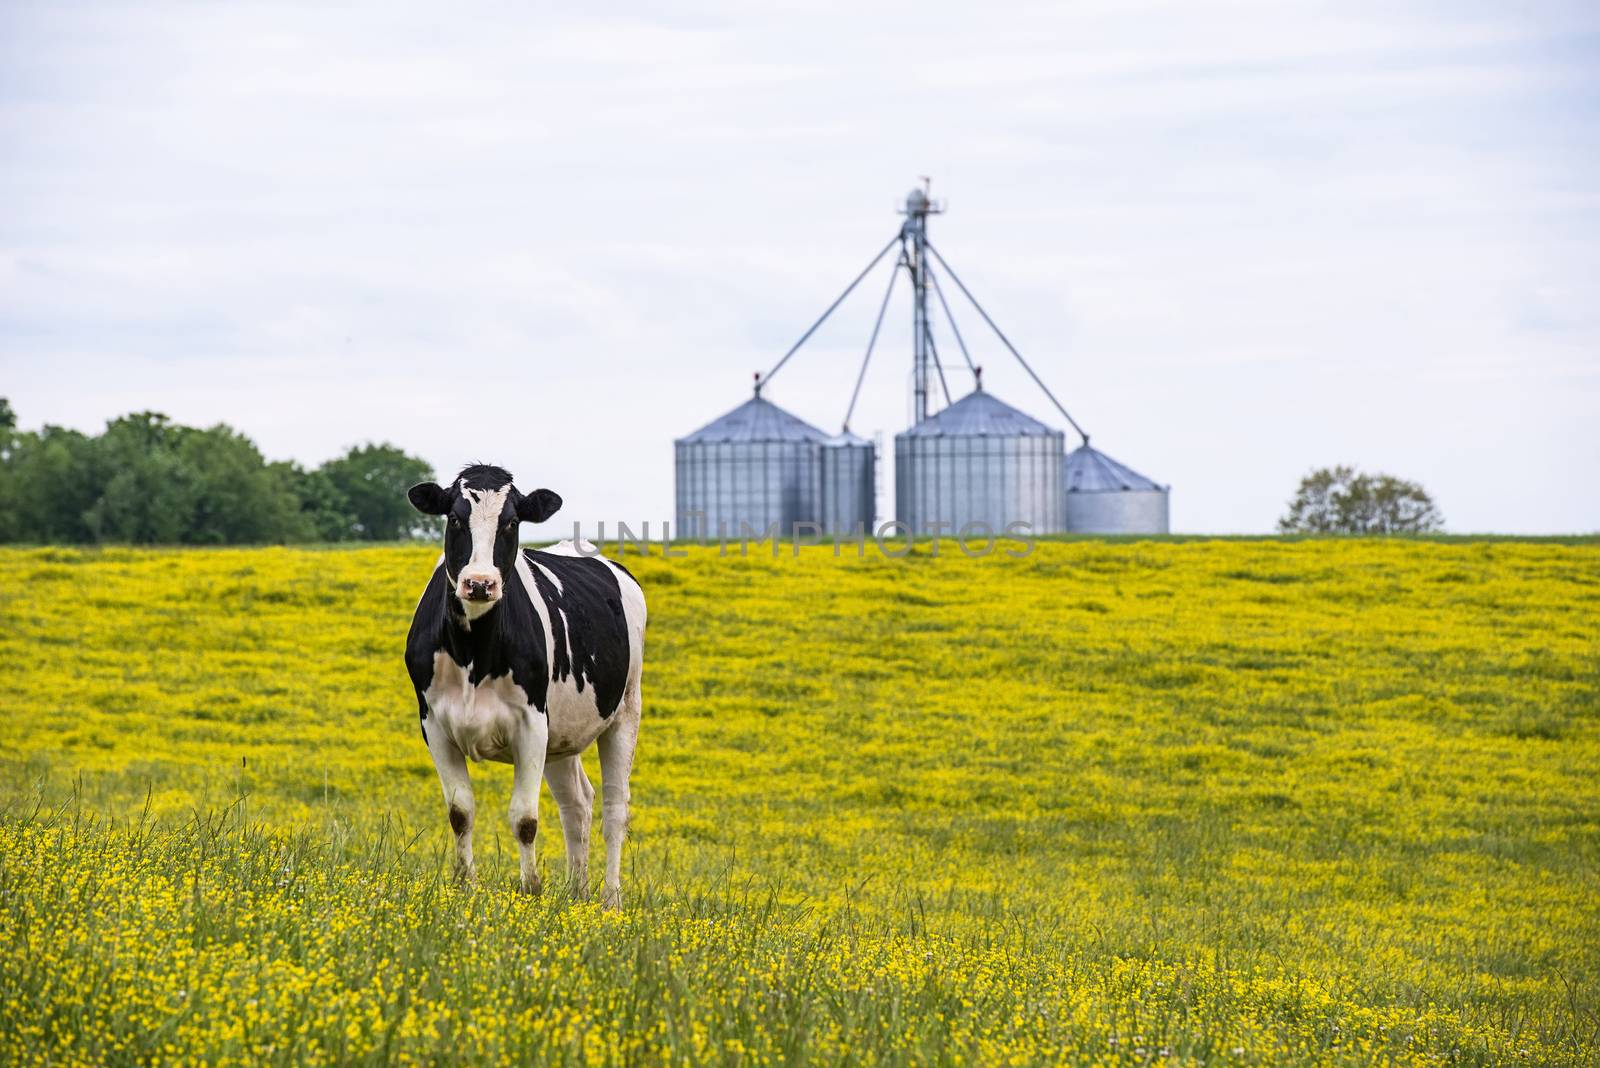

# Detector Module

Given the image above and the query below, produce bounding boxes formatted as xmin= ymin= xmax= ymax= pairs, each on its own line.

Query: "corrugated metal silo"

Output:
xmin=1062 ymin=444 xmax=1169 ymax=534
xmin=819 ymin=431 xmax=875 ymax=536
xmin=674 ymin=393 xmax=826 ymax=540
xmin=895 ymin=389 xmax=1064 ymax=538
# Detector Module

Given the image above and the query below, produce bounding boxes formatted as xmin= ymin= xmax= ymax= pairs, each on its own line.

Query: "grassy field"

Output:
xmin=1 ymin=539 xmax=1596 ymax=1066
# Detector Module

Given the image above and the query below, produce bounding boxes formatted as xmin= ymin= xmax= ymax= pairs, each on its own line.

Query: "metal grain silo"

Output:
xmin=819 ymin=431 xmax=875 ymax=536
xmin=1062 ymin=444 xmax=1169 ymax=534
xmin=674 ymin=392 xmax=826 ymax=540
xmin=895 ymin=389 xmax=1064 ymax=538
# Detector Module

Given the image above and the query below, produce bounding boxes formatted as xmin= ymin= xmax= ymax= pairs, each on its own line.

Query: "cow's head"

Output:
xmin=407 ymin=464 xmax=562 ymax=614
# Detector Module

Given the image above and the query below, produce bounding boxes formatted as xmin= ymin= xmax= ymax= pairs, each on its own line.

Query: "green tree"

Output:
xmin=177 ymin=425 xmax=305 ymax=544
xmin=0 ymin=399 xmax=18 ymax=541
xmin=1279 ymin=466 xmax=1444 ymax=534
xmin=0 ymin=403 xmax=437 ymax=544
xmin=0 ymin=398 xmax=16 ymax=459
xmin=276 ymin=462 xmax=359 ymax=542
xmin=2 ymin=423 xmax=102 ymax=542
xmin=317 ymin=443 xmax=438 ymax=540
xmin=84 ymin=413 xmax=197 ymax=543
xmin=64 ymin=412 xmax=305 ymax=545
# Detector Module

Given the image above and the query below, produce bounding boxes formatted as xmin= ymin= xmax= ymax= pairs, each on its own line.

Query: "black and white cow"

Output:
xmin=404 ymin=464 xmax=646 ymax=906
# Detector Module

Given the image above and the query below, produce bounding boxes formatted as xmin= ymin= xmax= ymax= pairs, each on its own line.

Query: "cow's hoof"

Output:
xmin=519 ymin=875 xmax=543 ymax=896
xmin=453 ymin=867 xmax=477 ymax=889
xmin=601 ymin=885 xmax=621 ymax=910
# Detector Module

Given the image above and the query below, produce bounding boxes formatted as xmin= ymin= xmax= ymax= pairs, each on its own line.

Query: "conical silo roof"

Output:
xmin=898 ymin=389 xmax=1057 ymax=438
xmin=677 ymin=394 xmax=828 ymax=444
xmin=1064 ymin=443 xmax=1164 ymax=492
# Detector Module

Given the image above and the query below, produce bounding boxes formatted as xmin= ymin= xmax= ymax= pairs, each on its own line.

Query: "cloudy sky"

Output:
xmin=3 ymin=1 xmax=1597 ymax=535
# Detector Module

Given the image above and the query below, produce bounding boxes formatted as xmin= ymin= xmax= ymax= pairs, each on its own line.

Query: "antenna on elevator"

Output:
xmin=899 ymin=178 xmax=945 ymax=424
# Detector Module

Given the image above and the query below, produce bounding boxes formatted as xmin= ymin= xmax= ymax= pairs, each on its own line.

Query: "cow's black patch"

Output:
xmin=406 ymin=558 xmax=553 ymax=712
xmin=515 ymin=817 xmax=539 ymax=844
xmin=449 ymin=806 xmax=470 ymax=836
xmin=405 ymin=563 xmax=449 ymax=696
xmin=525 ymin=550 xmax=632 ymax=718
xmin=459 ymin=464 xmax=513 ymax=489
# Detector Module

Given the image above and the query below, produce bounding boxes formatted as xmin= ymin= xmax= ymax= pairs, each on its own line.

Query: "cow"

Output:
xmin=404 ymin=464 xmax=646 ymax=907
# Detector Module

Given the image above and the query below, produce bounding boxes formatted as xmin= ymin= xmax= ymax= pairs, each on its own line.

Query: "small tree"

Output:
xmin=1279 ymin=466 xmax=1443 ymax=535
xmin=318 ymin=443 xmax=439 ymax=540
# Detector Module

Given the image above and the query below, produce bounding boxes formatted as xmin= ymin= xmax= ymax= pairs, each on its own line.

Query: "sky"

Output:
xmin=3 ymin=1 xmax=1597 ymax=536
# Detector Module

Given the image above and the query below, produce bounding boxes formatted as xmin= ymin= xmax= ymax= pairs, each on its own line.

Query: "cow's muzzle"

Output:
xmin=460 ymin=577 xmax=500 ymax=602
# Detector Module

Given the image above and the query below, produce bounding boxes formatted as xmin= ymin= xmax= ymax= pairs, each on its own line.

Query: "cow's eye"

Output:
xmin=502 ymin=519 xmax=519 ymax=532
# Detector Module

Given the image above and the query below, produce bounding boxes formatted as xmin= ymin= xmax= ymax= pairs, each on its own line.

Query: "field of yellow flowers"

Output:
xmin=1 ymin=538 xmax=1596 ymax=1066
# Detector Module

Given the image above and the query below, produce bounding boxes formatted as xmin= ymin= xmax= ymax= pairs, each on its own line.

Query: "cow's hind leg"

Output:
xmin=544 ymin=755 xmax=594 ymax=897
xmin=425 ymin=723 xmax=476 ymax=885
xmin=509 ymin=712 xmax=550 ymax=894
xmin=596 ymin=691 xmax=640 ymax=909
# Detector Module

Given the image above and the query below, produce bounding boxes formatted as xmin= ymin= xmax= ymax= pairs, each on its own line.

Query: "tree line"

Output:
xmin=0 ymin=399 xmax=438 ymax=544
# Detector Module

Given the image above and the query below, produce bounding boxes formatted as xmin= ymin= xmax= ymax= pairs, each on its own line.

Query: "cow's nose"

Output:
xmin=463 ymin=578 xmax=499 ymax=601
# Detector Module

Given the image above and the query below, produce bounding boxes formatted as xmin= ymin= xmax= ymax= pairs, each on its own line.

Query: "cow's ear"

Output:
xmin=407 ymin=482 xmax=452 ymax=515
xmin=517 ymin=488 xmax=562 ymax=523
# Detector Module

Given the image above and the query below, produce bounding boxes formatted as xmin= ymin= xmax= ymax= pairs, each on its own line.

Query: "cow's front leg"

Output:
xmin=426 ymin=721 xmax=476 ymax=885
xmin=509 ymin=710 xmax=550 ymax=894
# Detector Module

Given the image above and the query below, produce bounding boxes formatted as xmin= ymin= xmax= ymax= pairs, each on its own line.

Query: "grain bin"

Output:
xmin=819 ymin=431 xmax=875 ymax=536
xmin=1062 ymin=444 xmax=1169 ymax=534
xmin=674 ymin=392 xmax=827 ymax=540
xmin=895 ymin=388 xmax=1063 ymax=538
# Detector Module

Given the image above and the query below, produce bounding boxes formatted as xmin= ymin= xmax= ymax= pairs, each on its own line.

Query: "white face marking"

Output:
xmin=457 ymin=481 xmax=512 ymax=615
